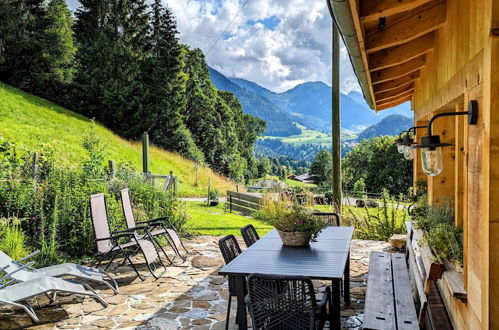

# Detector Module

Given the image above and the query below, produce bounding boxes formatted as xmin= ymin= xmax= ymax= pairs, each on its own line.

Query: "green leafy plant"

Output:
xmin=0 ymin=135 xmax=190 ymax=266
xmin=412 ymin=196 xmax=463 ymax=266
xmin=344 ymin=189 xmax=407 ymax=241
xmin=254 ymin=195 xmax=327 ymax=242
xmin=0 ymin=218 xmax=29 ymax=260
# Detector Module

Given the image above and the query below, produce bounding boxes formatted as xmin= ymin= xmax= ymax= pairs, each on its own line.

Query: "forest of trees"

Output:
xmin=0 ymin=0 xmax=265 ymax=182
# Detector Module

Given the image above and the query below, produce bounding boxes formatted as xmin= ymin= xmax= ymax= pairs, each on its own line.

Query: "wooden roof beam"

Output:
xmin=376 ymin=89 xmax=415 ymax=104
xmin=365 ymin=0 xmax=446 ymax=53
xmin=360 ymin=0 xmax=433 ymax=23
xmin=368 ymin=33 xmax=434 ymax=71
xmin=371 ymin=55 xmax=426 ymax=84
xmin=376 ymin=95 xmax=413 ymax=110
xmin=375 ymin=83 xmax=415 ymax=101
xmin=373 ymin=71 xmax=420 ymax=93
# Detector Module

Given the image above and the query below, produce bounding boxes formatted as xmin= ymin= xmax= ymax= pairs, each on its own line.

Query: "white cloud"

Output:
xmin=167 ymin=0 xmax=361 ymax=93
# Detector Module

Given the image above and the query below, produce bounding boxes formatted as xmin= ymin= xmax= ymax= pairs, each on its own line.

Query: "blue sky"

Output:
xmin=66 ymin=0 xmax=361 ymax=94
xmin=168 ymin=0 xmax=361 ymax=93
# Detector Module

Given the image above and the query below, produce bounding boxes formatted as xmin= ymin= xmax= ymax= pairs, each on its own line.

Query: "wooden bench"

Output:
xmin=363 ymin=252 xmax=419 ymax=330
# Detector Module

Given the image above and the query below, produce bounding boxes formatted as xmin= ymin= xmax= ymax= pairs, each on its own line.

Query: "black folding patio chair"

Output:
xmin=240 ymin=224 xmax=260 ymax=248
xmin=90 ymin=193 xmax=166 ymax=280
xmin=120 ymin=189 xmax=189 ymax=263
xmin=245 ymin=273 xmax=331 ymax=330
xmin=218 ymin=234 xmax=243 ymax=330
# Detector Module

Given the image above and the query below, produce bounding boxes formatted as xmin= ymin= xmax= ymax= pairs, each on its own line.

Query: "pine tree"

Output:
xmin=43 ymin=0 xmax=76 ymax=85
xmin=140 ymin=1 xmax=202 ymax=161
xmin=74 ymin=0 xmax=150 ymax=134
xmin=0 ymin=0 xmax=50 ymax=91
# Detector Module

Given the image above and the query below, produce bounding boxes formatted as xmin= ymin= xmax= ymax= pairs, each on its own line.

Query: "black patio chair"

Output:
xmin=120 ymin=188 xmax=188 ymax=263
xmin=90 ymin=193 xmax=166 ymax=280
xmin=218 ymin=234 xmax=243 ymax=330
xmin=245 ymin=273 xmax=331 ymax=330
xmin=312 ymin=212 xmax=340 ymax=226
xmin=240 ymin=224 xmax=260 ymax=248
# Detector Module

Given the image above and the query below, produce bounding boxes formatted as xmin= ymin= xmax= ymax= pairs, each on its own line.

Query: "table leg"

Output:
xmin=344 ymin=252 xmax=350 ymax=305
xmin=331 ymin=280 xmax=341 ymax=330
xmin=235 ymin=276 xmax=247 ymax=329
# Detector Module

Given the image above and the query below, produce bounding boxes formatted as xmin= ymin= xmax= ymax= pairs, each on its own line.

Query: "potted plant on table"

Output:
xmin=256 ymin=197 xmax=327 ymax=246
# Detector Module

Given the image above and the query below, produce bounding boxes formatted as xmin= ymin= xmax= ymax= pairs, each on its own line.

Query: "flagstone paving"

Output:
xmin=0 ymin=236 xmax=390 ymax=329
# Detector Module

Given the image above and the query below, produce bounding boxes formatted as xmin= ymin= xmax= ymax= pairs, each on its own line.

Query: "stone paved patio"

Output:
xmin=0 ymin=236 xmax=390 ymax=329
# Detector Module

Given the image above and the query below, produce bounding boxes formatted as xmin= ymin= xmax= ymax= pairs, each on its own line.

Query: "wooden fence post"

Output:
xmin=33 ymin=152 xmax=39 ymax=191
xmin=142 ymin=133 xmax=150 ymax=174
xmin=207 ymin=177 xmax=211 ymax=205
xmin=108 ymin=160 xmax=116 ymax=179
xmin=195 ymin=162 xmax=199 ymax=187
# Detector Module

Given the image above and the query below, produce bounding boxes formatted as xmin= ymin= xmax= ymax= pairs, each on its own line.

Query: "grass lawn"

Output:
xmin=261 ymin=123 xmax=358 ymax=146
xmin=185 ymin=202 xmax=273 ymax=237
xmin=0 ymin=82 xmax=238 ymax=197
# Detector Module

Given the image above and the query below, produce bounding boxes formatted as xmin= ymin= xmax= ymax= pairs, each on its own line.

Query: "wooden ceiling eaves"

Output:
xmin=375 ymin=83 xmax=415 ymax=101
xmin=347 ymin=0 xmax=377 ymax=109
xmin=346 ymin=0 xmax=446 ymax=110
xmin=368 ymin=33 xmax=434 ymax=71
xmin=371 ymin=55 xmax=426 ymax=84
xmin=377 ymin=95 xmax=413 ymax=110
xmin=373 ymin=71 xmax=420 ymax=93
xmin=365 ymin=0 xmax=446 ymax=53
xmin=359 ymin=0 xmax=434 ymax=23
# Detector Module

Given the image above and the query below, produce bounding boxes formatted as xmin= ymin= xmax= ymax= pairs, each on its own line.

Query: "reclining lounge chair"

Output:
xmin=0 ymin=275 xmax=107 ymax=323
xmin=0 ymin=250 xmax=119 ymax=294
xmin=120 ymin=188 xmax=189 ymax=263
xmin=90 ymin=193 xmax=166 ymax=280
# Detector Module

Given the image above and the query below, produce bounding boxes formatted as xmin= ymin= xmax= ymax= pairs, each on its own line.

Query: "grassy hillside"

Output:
xmin=261 ymin=123 xmax=357 ymax=146
xmin=0 ymin=82 xmax=238 ymax=197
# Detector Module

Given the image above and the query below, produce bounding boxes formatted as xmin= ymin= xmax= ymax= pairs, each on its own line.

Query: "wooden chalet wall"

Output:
xmin=411 ymin=0 xmax=499 ymax=328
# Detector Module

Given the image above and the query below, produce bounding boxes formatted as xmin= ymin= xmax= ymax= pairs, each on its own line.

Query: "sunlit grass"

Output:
xmin=0 ymin=82 xmax=238 ymax=197
xmin=185 ymin=202 xmax=272 ymax=237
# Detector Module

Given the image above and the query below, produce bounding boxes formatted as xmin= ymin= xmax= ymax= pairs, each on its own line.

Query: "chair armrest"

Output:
xmin=112 ymin=228 xmax=135 ymax=234
xmin=113 ymin=225 xmax=150 ymax=233
xmin=0 ymin=261 xmax=36 ymax=282
xmin=17 ymin=250 xmax=40 ymax=263
xmin=136 ymin=219 xmax=164 ymax=225
xmin=95 ymin=232 xmax=134 ymax=242
xmin=317 ymin=286 xmax=331 ymax=310
xmin=150 ymin=216 xmax=170 ymax=224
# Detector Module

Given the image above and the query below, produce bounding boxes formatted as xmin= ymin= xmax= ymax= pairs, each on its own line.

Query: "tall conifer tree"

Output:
xmin=140 ymin=0 xmax=202 ymax=161
xmin=74 ymin=0 xmax=150 ymax=134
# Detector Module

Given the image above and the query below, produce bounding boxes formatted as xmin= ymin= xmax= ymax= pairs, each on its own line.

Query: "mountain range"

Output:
xmin=357 ymin=114 xmax=413 ymax=141
xmin=209 ymin=67 xmax=413 ymax=136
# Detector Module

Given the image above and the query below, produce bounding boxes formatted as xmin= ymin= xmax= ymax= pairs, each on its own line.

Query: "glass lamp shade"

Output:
xmin=421 ymin=147 xmax=443 ymax=176
xmin=403 ymin=146 xmax=415 ymax=160
xmin=397 ymin=144 xmax=405 ymax=153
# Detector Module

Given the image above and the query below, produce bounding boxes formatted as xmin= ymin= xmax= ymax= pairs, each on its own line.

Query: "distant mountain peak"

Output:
xmin=208 ymin=66 xmax=413 ymax=136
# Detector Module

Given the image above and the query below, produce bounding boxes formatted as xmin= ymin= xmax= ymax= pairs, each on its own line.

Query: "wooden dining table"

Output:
xmin=219 ymin=226 xmax=354 ymax=330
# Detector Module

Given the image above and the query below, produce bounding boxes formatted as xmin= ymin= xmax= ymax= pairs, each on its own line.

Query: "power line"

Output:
xmin=205 ymin=0 xmax=250 ymax=56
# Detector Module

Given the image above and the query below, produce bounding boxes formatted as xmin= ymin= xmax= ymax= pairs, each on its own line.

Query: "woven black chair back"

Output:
xmin=241 ymin=224 xmax=260 ymax=248
xmin=247 ymin=273 xmax=318 ymax=329
xmin=218 ymin=235 xmax=242 ymax=296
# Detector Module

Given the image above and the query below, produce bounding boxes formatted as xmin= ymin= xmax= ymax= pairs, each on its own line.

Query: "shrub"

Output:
xmin=0 ymin=218 xmax=29 ymax=260
xmin=412 ymin=196 xmax=463 ymax=266
xmin=0 ymin=134 xmax=189 ymax=265
xmin=344 ymin=189 xmax=407 ymax=241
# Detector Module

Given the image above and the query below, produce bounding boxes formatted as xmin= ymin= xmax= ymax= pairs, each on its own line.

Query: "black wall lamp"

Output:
xmin=412 ymin=100 xmax=479 ymax=176
xmin=396 ymin=126 xmax=426 ymax=160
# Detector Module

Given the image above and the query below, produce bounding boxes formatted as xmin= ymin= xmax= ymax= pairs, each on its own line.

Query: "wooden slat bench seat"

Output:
xmin=363 ymin=252 xmax=418 ymax=330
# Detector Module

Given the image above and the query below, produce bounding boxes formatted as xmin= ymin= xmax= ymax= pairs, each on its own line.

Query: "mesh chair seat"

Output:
xmin=246 ymin=273 xmax=330 ymax=330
